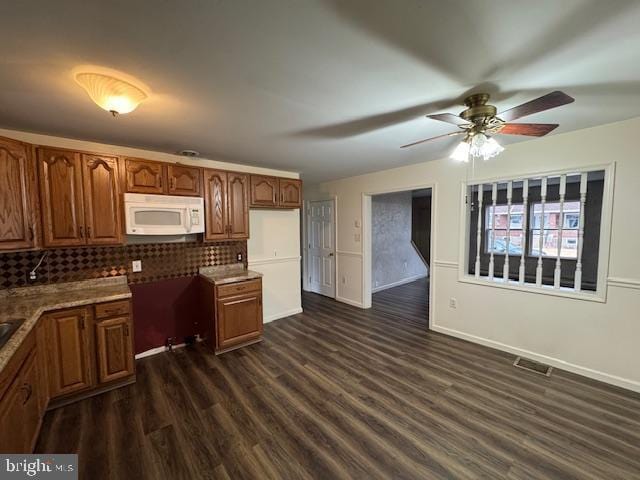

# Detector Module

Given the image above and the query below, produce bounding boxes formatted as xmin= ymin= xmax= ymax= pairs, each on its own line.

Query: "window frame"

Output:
xmin=458 ymin=163 xmax=615 ymax=303
xmin=528 ymin=200 xmax=581 ymax=260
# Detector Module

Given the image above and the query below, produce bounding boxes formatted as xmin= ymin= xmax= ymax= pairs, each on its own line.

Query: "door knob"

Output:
xmin=328 ymin=252 xmax=334 ymax=257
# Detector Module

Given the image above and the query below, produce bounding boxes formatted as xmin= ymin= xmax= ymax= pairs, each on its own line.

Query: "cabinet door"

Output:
xmin=82 ymin=154 xmax=123 ymax=245
xmin=216 ymin=292 xmax=262 ymax=350
xmin=279 ymin=178 xmax=302 ymax=208
xmin=0 ymin=137 xmax=39 ymax=251
xmin=227 ymin=172 xmax=250 ymax=239
xmin=20 ymin=352 xmax=40 ymax=453
xmin=125 ymin=158 xmax=166 ymax=194
xmin=0 ymin=374 xmax=26 ymax=453
xmin=37 ymin=148 xmax=86 ymax=247
xmin=203 ymin=169 xmax=228 ymax=241
xmin=95 ymin=316 xmax=134 ymax=384
xmin=46 ymin=307 xmax=94 ymax=398
xmin=168 ymin=164 xmax=201 ymax=196
xmin=250 ymin=175 xmax=278 ymax=207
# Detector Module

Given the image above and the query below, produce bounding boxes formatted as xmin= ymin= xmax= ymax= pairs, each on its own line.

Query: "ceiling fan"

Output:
xmin=401 ymin=91 xmax=575 ymax=162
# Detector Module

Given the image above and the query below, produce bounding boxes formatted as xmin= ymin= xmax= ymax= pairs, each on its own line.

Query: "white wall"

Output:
xmin=248 ymin=209 xmax=302 ymax=322
xmin=305 ymin=117 xmax=640 ymax=392
xmin=372 ymin=191 xmax=427 ymax=291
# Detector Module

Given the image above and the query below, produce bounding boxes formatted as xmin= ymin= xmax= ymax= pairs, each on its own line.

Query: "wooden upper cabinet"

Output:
xmin=95 ymin=316 xmax=134 ymax=384
xmin=250 ymin=175 xmax=278 ymax=207
xmin=279 ymin=178 xmax=302 ymax=208
xmin=0 ymin=136 xmax=39 ymax=251
xmin=82 ymin=154 xmax=122 ymax=245
xmin=45 ymin=307 xmax=94 ymax=399
xmin=167 ymin=164 xmax=201 ymax=196
xmin=37 ymin=148 xmax=86 ymax=247
xmin=227 ymin=172 xmax=250 ymax=239
xmin=203 ymin=169 xmax=228 ymax=241
xmin=125 ymin=158 xmax=165 ymax=194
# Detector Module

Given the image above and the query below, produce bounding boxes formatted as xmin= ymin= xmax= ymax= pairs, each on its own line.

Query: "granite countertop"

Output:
xmin=0 ymin=276 xmax=131 ymax=373
xmin=199 ymin=264 xmax=262 ymax=285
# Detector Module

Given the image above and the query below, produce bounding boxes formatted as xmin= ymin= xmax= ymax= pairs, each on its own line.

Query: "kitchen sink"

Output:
xmin=0 ymin=318 xmax=25 ymax=348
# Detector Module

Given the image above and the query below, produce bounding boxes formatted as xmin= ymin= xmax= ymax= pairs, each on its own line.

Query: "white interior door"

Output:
xmin=307 ymin=200 xmax=335 ymax=298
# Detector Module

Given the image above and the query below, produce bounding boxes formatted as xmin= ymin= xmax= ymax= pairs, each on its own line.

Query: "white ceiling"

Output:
xmin=1 ymin=0 xmax=639 ymax=183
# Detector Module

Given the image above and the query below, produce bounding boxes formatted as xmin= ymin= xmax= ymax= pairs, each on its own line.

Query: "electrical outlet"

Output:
xmin=403 ymin=261 xmax=407 ymax=271
xmin=375 ymin=280 xmax=379 ymax=287
xmin=132 ymin=260 xmax=142 ymax=272
xmin=354 ymin=233 xmax=360 ymax=242
xmin=449 ymin=297 xmax=457 ymax=309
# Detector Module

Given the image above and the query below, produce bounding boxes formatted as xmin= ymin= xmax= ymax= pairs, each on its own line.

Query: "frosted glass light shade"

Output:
xmin=469 ymin=133 xmax=504 ymax=161
xmin=450 ymin=140 xmax=470 ymax=162
xmin=75 ymin=72 xmax=147 ymax=115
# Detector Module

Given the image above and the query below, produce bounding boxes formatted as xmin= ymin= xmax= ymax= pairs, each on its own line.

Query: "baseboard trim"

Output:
xmin=430 ymin=324 xmax=640 ymax=393
xmin=264 ymin=307 xmax=303 ymax=323
xmin=135 ymin=337 xmax=205 ymax=359
xmin=336 ymin=295 xmax=365 ymax=308
xmin=372 ymin=274 xmax=427 ymax=293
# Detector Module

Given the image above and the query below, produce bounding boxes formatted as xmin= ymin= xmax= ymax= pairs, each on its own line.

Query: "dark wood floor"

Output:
xmin=37 ymin=279 xmax=640 ymax=479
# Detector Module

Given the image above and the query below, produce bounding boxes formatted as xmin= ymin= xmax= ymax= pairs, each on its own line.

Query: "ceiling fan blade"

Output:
xmin=401 ymin=131 xmax=464 ymax=149
xmin=498 ymin=91 xmax=574 ymax=122
xmin=498 ymin=123 xmax=559 ymax=137
xmin=426 ymin=113 xmax=471 ymax=126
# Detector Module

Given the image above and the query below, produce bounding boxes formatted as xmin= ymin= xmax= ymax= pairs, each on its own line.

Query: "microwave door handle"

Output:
xmin=185 ymin=208 xmax=192 ymax=233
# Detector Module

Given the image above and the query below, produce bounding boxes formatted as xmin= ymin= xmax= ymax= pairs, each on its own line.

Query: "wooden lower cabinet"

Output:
xmin=0 ymin=334 xmax=44 ymax=454
xmin=217 ymin=292 xmax=263 ymax=350
xmin=95 ymin=316 xmax=134 ymax=383
xmin=46 ymin=307 xmax=94 ymax=398
xmin=202 ymin=277 xmax=263 ymax=354
xmin=0 ymin=299 xmax=136 ymax=452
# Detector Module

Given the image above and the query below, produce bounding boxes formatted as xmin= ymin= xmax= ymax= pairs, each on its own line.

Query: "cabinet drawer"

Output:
xmin=95 ymin=300 xmax=130 ymax=320
xmin=216 ymin=279 xmax=261 ymax=298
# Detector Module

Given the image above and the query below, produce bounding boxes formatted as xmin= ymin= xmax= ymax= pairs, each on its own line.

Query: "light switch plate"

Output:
xmin=132 ymin=260 xmax=142 ymax=272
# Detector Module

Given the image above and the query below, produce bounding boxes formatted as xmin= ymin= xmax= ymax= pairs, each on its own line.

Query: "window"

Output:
xmin=529 ymin=201 xmax=580 ymax=259
xmin=485 ymin=204 xmax=524 ymax=255
xmin=464 ymin=169 xmax=609 ymax=297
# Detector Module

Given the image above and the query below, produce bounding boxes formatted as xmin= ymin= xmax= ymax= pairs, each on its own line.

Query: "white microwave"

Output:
xmin=124 ymin=193 xmax=205 ymax=235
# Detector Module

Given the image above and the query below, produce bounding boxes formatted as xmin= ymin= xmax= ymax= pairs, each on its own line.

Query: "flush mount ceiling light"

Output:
xmin=74 ymin=67 xmax=149 ymax=116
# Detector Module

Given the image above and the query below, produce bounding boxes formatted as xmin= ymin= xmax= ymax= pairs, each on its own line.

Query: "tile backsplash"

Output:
xmin=0 ymin=241 xmax=247 ymax=289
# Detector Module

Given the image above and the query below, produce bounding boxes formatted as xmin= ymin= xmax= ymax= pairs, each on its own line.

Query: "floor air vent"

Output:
xmin=513 ymin=357 xmax=553 ymax=376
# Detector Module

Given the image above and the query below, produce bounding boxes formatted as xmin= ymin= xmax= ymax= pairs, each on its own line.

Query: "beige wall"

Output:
xmin=305 ymin=117 xmax=640 ymax=392
xmin=0 ymin=127 xmax=302 ymax=323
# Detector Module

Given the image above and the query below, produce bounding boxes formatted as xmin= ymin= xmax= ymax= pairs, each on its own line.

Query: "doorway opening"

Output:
xmin=305 ymin=198 xmax=336 ymax=298
xmin=363 ymin=186 xmax=434 ymax=328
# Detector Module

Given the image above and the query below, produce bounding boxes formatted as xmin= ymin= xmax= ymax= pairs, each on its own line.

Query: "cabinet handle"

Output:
xmin=79 ymin=225 xmax=84 ymax=238
xmin=124 ymin=324 xmax=130 ymax=337
xmin=171 ymin=177 xmax=176 ymax=190
xmin=21 ymin=383 xmax=33 ymax=405
xmin=280 ymin=192 xmax=284 ymax=203
xmin=79 ymin=316 xmax=85 ymax=329
xmin=87 ymin=226 xmax=92 ymax=238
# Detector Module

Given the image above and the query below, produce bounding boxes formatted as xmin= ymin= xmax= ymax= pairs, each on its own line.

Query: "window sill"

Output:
xmin=458 ymin=275 xmax=606 ymax=303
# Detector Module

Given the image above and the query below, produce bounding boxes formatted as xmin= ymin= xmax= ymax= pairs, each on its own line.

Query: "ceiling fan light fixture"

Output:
xmin=469 ymin=133 xmax=503 ymax=161
xmin=450 ymin=139 xmax=470 ymax=162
